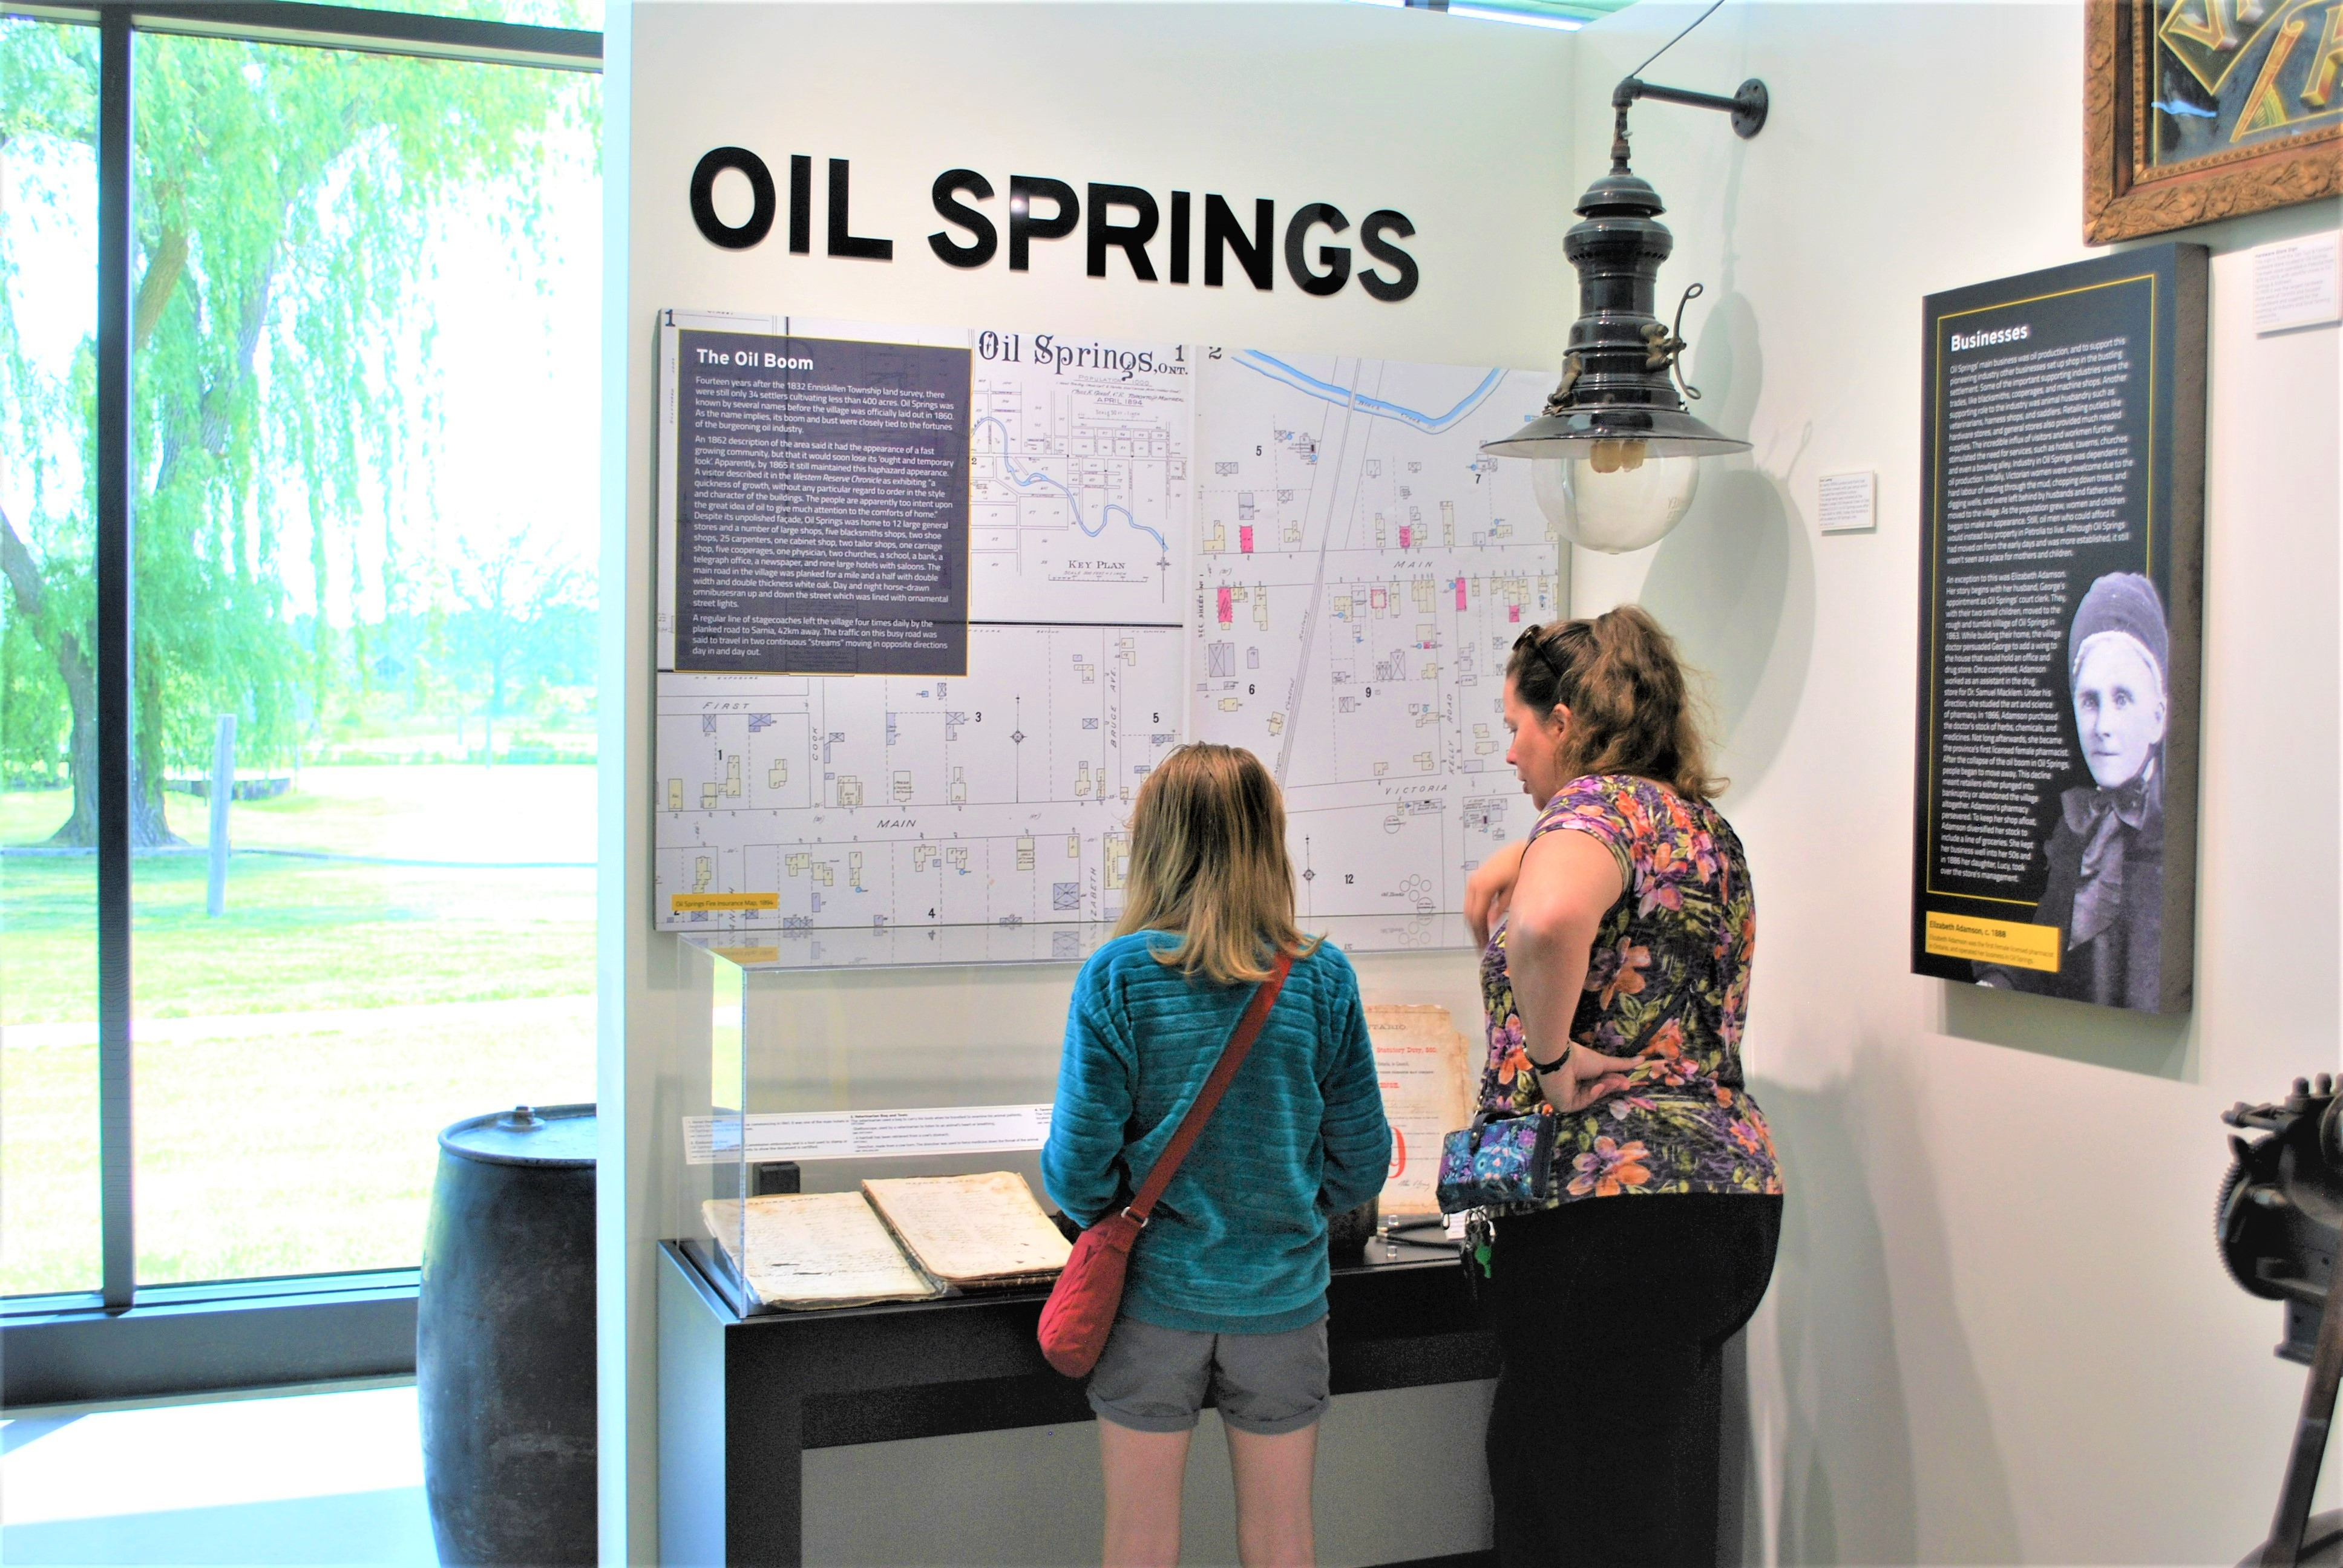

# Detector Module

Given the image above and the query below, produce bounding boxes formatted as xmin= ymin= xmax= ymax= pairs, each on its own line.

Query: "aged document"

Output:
xmin=701 ymin=1192 xmax=947 ymax=1310
xmin=861 ymin=1171 xmax=1073 ymax=1286
xmin=1367 ymin=1004 xmax=1475 ymax=1215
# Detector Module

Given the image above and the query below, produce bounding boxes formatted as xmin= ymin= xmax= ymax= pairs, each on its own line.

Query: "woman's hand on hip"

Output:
xmin=1537 ymin=1042 xmax=1640 ymax=1114
xmin=1466 ymin=839 xmax=1529 ymax=946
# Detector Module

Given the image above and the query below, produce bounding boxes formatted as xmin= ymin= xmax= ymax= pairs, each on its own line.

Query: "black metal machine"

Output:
xmin=2222 ymin=1076 xmax=2343 ymax=1566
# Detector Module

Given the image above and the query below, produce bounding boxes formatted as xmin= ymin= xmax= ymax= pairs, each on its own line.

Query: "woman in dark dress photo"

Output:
xmin=1976 ymin=571 xmax=2169 ymax=1010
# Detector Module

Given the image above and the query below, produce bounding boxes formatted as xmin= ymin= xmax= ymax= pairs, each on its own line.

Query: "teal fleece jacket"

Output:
xmin=1040 ymin=932 xmax=1391 ymax=1335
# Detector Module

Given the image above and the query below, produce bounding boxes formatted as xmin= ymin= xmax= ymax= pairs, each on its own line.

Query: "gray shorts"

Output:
xmin=1087 ymin=1315 xmax=1329 ymax=1436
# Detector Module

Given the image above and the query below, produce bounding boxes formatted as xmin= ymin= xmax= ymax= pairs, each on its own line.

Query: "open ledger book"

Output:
xmin=701 ymin=1171 xmax=1072 ymax=1310
xmin=861 ymin=1171 xmax=1073 ymax=1288
xmin=699 ymin=1192 xmax=948 ymax=1311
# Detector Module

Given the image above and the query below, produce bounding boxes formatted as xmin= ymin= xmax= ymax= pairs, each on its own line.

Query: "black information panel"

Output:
xmin=1912 ymin=244 xmax=2206 ymax=1014
xmin=675 ymin=329 xmax=971 ymax=675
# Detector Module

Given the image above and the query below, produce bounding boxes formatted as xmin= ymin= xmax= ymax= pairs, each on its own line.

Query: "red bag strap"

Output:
xmin=1126 ymin=949 xmax=1294 ymax=1224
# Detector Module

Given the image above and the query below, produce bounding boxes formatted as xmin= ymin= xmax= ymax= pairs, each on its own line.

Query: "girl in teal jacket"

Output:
xmin=1042 ymin=742 xmax=1389 ymax=1568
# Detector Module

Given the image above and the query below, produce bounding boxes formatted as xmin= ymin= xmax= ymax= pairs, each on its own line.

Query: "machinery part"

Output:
xmin=2224 ymin=1077 xmax=2343 ymax=1567
xmin=2227 ymin=1157 xmax=2293 ymax=1301
xmin=2239 ymin=1508 xmax=2343 ymax=1567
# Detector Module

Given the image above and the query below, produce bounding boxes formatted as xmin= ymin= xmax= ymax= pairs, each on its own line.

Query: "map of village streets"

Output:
xmin=656 ymin=624 xmax=1185 ymax=932
xmin=1191 ymin=350 xmax=1559 ymax=928
xmin=967 ymin=334 xmax=1191 ymax=627
xmin=655 ymin=314 xmax=1558 ymax=951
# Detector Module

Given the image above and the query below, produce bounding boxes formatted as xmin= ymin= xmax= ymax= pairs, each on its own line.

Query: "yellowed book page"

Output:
xmin=1366 ymin=1004 xmax=1475 ymax=1216
xmin=860 ymin=1171 xmax=1073 ymax=1285
xmin=701 ymin=1192 xmax=946 ymax=1310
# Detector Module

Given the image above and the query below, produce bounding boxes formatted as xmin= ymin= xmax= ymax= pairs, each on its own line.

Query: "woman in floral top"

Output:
xmin=1465 ymin=605 xmax=1782 ymax=1567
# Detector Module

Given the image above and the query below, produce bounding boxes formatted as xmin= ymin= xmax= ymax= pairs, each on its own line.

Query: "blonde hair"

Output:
xmin=1113 ymin=743 xmax=1317 ymax=985
xmin=1507 ymin=604 xmax=1728 ymax=802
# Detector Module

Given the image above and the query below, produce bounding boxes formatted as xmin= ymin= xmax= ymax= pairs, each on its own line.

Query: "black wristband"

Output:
xmin=1527 ymin=1044 xmax=1574 ymax=1075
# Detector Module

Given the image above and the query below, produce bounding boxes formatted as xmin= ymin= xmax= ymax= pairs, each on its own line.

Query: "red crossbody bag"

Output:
xmin=1037 ymin=950 xmax=1294 ymax=1377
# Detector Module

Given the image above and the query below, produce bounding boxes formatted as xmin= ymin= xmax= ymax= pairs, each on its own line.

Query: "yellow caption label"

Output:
xmin=1924 ymin=912 xmax=2060 ymax=973
xmin=670 ymin=892 xmax=780 ymax=913
xmin=709 ymin=946 xmax=780 ymax=966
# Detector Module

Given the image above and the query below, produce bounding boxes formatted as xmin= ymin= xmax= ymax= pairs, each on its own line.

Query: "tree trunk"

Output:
xmin=132 ymin=773 xmax=176 ymax=845
xmin=129 ymin=660 xmax=180 ymax=847
xmin=0 ymin=227 xmax=205 ymax=849
xmin=486 ymin=650 xmax=505 ymax=769
xmin=120 ymin=241 xmax=264 ymax=851
xmin=5 ymin=511 xmax=186 ymax=855
xmin=54 ymin=629 xmax=100 ymax=846
xmin=3 ymin=505 xmax=94 ymax=844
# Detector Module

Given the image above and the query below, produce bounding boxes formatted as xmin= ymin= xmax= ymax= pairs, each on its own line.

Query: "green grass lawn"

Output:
xmin=5 ymin=1002 xmax=598 ymax=1291
xmin=1 ymin=764 xmax=600 ymax=1295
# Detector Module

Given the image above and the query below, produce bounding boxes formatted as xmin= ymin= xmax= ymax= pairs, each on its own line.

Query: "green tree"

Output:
xmin=0 ymin=16 xmax=591 ymax=844
xmin=0 ymin=22 xmax=99 ymax=804
xmin=448 ymin=521 xmax=583 ymax=766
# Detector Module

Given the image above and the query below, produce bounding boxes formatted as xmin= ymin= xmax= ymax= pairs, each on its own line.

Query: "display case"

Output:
xmin=669 ymin=914 xmax=1478 ymax=1318
xmin=672 ymin=931 xmax=1115 ymax=1319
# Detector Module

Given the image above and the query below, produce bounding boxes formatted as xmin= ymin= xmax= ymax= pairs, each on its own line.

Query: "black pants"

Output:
xmin=1484 ymin=1194 xmax=1783 ymax=1568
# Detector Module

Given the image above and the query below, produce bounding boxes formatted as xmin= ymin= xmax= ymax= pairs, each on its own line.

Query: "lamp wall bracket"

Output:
xmin=1608 ymin=76 xmax=1768 ymax=171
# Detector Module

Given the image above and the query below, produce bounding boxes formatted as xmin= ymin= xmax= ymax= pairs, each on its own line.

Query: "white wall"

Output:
xmin=600 ymin=5 xmax=1579 ymax=1560
xmin=1563 ymin=4 xmax=2343 ymax=1561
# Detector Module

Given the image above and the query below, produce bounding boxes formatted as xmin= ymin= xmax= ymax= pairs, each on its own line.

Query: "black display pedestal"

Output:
xmin=657 ymin=1239 xmax=1499 ymax=1567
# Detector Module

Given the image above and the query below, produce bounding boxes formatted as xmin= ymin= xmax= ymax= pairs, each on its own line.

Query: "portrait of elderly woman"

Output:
xmin=1977 ymin=572 xmax=2169 ymax=1009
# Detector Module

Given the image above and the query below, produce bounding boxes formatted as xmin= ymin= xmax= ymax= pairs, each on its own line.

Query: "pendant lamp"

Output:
xmin=1482 ymin=72 xmax=1769 ymax=554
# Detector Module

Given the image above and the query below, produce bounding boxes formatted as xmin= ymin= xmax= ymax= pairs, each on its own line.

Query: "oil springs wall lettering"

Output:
xmin=689 ymin=150 xmax=1421 ymax=303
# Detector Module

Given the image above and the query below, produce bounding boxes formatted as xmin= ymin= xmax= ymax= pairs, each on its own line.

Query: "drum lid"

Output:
xmin=439 ymin=1102 xmax=597 ymax=1168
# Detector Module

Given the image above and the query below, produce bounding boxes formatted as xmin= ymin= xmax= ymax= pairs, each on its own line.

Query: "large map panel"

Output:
xmin=655 ymin=316 xmax=1568 ymax=953
xmin=657 ymin=625 xmax=1186 ymax=933
xmin=1191 ymin=349 xmax=1559 ymax=924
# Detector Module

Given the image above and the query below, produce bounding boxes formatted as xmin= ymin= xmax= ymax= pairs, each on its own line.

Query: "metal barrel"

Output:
xmin=419 ymin=1102 xmax=597 ymax=1567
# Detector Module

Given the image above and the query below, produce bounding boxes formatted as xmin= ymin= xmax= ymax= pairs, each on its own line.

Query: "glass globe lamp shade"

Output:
xmin=1530 ymin=440 xmax=1701 ymax=554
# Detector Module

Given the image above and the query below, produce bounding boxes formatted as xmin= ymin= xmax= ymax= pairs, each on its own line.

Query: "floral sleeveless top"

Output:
xmin=1478 ymin=774 xmax=1782 ymax=1207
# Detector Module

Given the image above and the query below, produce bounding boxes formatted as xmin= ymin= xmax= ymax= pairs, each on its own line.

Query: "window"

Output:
xmin=0 ymin=16 xmax=103 ymax=1298
xmin=126 ymin=29 xmax=600 ymax=1285
xmin=1 ymin=5 xmax=599 ymax=1348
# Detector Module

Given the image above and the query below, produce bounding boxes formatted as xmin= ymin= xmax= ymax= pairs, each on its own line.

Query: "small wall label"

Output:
xmin=1817 ymin=470 xmax=1876 ymax=534
xmin=2252 ymin=233 xmax=2341 ymax=335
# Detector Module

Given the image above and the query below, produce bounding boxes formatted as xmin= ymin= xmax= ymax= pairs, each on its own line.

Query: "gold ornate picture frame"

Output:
xmin=2085 ymin=0 xmax=2343 ymax=243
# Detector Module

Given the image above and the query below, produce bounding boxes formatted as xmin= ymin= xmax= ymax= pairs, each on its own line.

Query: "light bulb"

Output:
xmin=1530 ymin=443 xmax=1701 ymax=554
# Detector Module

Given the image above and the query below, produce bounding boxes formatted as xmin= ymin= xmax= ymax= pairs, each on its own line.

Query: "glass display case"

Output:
xmin=672 ymin=931 xmax=1117 ymax=1318
xmin=667 ymin=912 xmax=1470 ymax=1318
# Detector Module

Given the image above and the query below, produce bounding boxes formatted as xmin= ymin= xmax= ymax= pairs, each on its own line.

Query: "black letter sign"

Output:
xmin=1358 ymin=209 xmax=1419 ymax=302
xmin=1284 ymin=203 xmax=1350 ymax=296
xmin=827 ymin=158 xmax=893 ymax=261
xmin=1086 ymin=183 xmax=1160 ymax=282
xmin=690 ymin=147 xmax=775 ymax=250
xmin=1008 ymin=175 xmax=1080 ymax=271
xmin=929 ymin=169 xmax=998 ymax=268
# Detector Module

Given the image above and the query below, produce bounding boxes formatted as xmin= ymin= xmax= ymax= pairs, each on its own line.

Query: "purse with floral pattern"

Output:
xmin=1435 ymin=1108 xmax=1558 ymax=1214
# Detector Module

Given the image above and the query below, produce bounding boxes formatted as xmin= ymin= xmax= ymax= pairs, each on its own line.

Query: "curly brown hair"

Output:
xmin=1507 ymin=604 xmax=1726 ymax=802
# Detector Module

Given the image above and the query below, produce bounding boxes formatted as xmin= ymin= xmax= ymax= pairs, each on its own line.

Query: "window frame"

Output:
xmin=0 ymin=0 xmax=601 ymax=1407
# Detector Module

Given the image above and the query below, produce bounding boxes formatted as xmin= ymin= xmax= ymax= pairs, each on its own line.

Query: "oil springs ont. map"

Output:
xmin=654 ymin=313 xmax=1558 ymax=953
xmin=1191 ymin=350 xmax=1559 ymax=927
